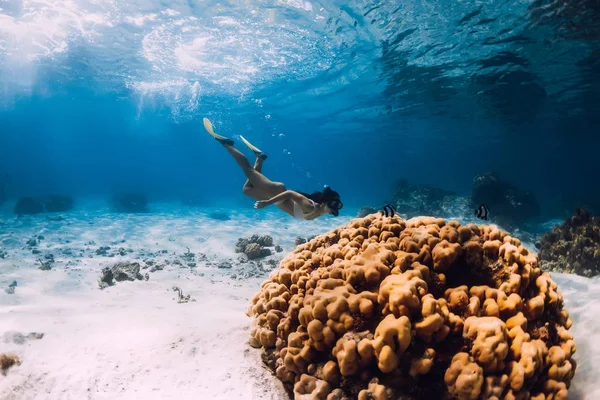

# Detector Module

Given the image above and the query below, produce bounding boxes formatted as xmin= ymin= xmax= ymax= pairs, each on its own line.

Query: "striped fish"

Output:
xmin=475 ymin=204 xmax=490 ymax=221
xmin=381 ymin=204 xmax=397 ymax=217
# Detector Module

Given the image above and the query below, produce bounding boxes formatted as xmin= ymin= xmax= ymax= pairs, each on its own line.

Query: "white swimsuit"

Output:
xmin=293 ymin=200 xmax=316 ymax=220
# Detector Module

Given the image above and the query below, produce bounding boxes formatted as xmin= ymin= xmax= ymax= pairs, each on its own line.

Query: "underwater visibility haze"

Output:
xmin=1 ymin=0 xmax=600 ymax=399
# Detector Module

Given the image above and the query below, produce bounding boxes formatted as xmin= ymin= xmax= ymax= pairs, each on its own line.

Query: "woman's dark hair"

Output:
xmin=298 ymin=186 xmax=343 ymax=216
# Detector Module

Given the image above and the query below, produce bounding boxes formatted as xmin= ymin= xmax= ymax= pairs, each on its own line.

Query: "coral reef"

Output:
xmin=538 ymin=208 xmax=600 ymax=277
xmin=357 ymin=207 xmax=378 ymax=218
xmin=14 ymin=197 xmax=44 ymax=215
xmin=472 ymin=172 xmax=540 ymax=227
xmin=360 ymin=180 xmax=471 ymax=221
xmin=236 ymin=235 xmax=276 ymax=260
xmin=111 ymin=193 xmax=149 ymax=213
xmin=14 ymin=195 xmax=74 ymax=215
xmin=247 ymin=214 xmax=575 ymax=399
xmin=43 ymin=194 xmax=74 ymax=213
xmin=386 ymin=179 xmax=460 ymax=219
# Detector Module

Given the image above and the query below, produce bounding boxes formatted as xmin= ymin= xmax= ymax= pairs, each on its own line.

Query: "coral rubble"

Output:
xmin=98 ymin=261 xmax=144 ymax=289
xmin=236 ymin=235 xmax=276 ymax=260
xmin=248 ymin=214 xmax=575 ymax=399
xmin=538 ymin=208 xmax=600 ymax=277
xmin=172 ymin=286 xmax=195 ymax=303
xmin=0 ymin=354 xmax=21 ymax=375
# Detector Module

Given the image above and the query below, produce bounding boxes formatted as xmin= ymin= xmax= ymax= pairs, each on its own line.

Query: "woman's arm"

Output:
xmin=255 ymin=190 xmax=312 ymax=209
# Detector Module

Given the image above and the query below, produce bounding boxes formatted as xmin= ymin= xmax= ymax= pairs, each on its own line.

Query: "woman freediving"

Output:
xmin=203 ymin=118 xmax=343 ymax=220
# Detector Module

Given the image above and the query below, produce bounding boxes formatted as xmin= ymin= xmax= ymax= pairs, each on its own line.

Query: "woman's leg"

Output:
xmin=253 ymin=156 xmax=264 ymax=173
xmin=204 ymin=119 xmax=274 ymax=196
xmin=222 ymin=145 xmax=273 ymax=191
xmin=242 ymin=156 xmax=266 ymax=193
xmin=241 ymin=135 xmax=265 ymax=188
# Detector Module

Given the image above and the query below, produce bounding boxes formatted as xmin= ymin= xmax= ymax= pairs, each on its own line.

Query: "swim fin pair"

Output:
xmin=203 ymin=118 xmax=267 ymax=160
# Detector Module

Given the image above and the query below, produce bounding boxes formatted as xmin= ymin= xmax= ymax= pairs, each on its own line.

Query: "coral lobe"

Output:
xmin=248 ymin=214 xmax=575 ymax=399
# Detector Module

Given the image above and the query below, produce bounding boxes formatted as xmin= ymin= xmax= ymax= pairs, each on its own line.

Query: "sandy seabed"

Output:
xmin=0 ymin=203 xmax=598 ymax=400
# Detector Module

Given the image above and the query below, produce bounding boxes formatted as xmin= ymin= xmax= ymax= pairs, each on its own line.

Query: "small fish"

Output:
xmin=475 ymin=204 xmax=490 ymax=221
xmin=381 ymin=204 xmax=397 ymax=217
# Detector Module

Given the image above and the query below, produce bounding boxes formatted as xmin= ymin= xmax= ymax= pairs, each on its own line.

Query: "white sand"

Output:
xmin=0 ymin=204 xmax=343 ymax=400
xmin=0 ymin=203 xmax=597 ymax=399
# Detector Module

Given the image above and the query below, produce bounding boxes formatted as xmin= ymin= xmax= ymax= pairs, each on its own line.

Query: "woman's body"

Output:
xmin=203 ymin=118 xmax=342 ymax=220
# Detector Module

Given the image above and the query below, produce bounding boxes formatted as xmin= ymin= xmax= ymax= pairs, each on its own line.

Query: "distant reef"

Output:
xmin=359 ymin=179 xmax=470 ymax=220
xmin=110 ymin=193 xmax=149 ymax=213
xmin=357 ymin=206 xmax=378 ymax=218
xmin=180 ymin=195 xmax=207 ymax=207
xmin=359 ymin=174 xmax=541 ymax=230
xmin=388 ymin=179 xmax=457 ymax=218
xmin=14 ymin=195 xmax=74 ymax=215
xmin=538 ymin=208 xmax=600 ymax=277
xmin=471 ymin=172 xmax=540 ymax=228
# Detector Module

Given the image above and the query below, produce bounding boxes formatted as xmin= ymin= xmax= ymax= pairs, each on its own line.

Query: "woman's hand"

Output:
xmin=254 ymin=200 xmax=270 ymax=209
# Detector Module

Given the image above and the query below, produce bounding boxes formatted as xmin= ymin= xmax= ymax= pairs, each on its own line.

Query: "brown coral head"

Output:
xmin=248 ymin=214 xmax=576 ymax=399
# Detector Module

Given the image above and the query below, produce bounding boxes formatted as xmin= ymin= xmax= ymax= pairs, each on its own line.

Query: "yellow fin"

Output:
xmin=203 ymin=117 xmax=232 ymax=142
xmin=240 ymin=135 xmax=263 ymax=154
xmin=203 ymin=117 xmax=215 ymax=136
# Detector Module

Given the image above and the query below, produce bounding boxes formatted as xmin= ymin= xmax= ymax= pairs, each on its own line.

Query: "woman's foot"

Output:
xmin=203 ymin=117 xmax=234 ymax=146
xmin=240 ymin=135 xmax=268 ymax=160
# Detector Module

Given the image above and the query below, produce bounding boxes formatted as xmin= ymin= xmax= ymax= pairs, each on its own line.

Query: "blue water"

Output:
xmin=0 ymin=0 xmax=599 ymax=214
xmin=2 ymin=3 xmax=600 ymax=398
